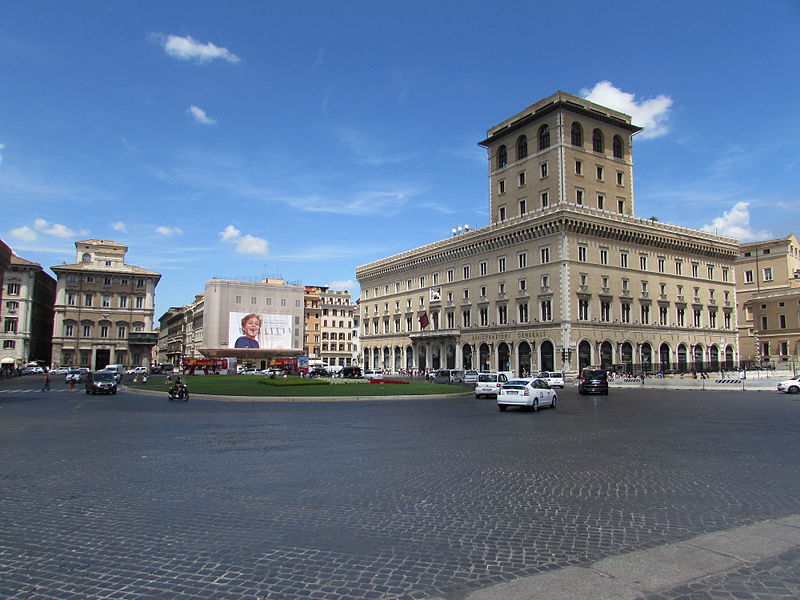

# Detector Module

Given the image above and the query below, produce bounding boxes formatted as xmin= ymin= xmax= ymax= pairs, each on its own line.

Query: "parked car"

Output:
xmin=538 ymin=371 xmax=565 ymax=388
xmin=86 ymin=370 xmax=118 ymax=395
xmin=497 ymin=378 xmax=557 ymax=412
xmin=127 ymin=366 xmax=149 ymax=375
xmin=474 ymin=372 xmax=510 ymax=398
xmin=364 ymin=369 xmax=383 ymax=378
xmin=578 ymin=368 xmax=609 ymax=395
xmin=242 ymin=368 xmax=260 ymax=375
xmin=433 ymin=369 xmax=465 ymax=384
xmin=21 ymin=366 xmax=44 ymax=375
xmin=776 ymin=375 xmax=800 ymax=394
xmin=309 ymin=368 xmax=330 ymax=377
xmin=341 ymin=366 xmax=362 ymax=379
xmin=50 ymin=366 xmax=70 ymax=375
xmin=65 ymin=368 xmax=90 ymax=383
xmin=464 ymin=370 xmax=479 ymax=385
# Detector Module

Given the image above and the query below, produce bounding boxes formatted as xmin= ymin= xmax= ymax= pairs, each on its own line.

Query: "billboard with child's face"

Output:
xmin=227 ymin=312 xmax=293 ymax=350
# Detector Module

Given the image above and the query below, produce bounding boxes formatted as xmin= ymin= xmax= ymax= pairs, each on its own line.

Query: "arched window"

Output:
xmin=538 ymin=125 xmax=550 ymax=150
xmin=592 ymin=129 xmax=604 ymax=153
xmin=613 ymin=135 xmax=623 ymax=158
xmin=497 ymin=145 xmax=508 ymax=168
xmin=82 ymin=253 xmax=92 ymax=263
xmin=516 ymin=135 xmax=528 ymax=160
xmin=571 ymin=122 xmax=583 ymax=146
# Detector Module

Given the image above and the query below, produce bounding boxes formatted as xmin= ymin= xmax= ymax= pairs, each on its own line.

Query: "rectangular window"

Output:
xmin=235 ymin=295 xmax=242 ymax=304
xmin=600 ymin=248 xmax=608 ymax=265
xmin=499 ymin=206 xmax=506 ymax=221
xmin=761 ymin=316 xmax=768 ymax=329
xmin=446 ymin=269 xmax=454 ymax=283
xmin=617 ymin=198 xmax=624 ymax=213
xmin=540 ymin=191 xmax=549 ymax=208
xmin=578 ymin=299 xmax=589 ymax=320
xmin=65 ymin=324 xmax=74 ymax=337
xmin=518 ymin=302 xmax=528 ymax=323
xmin=596 ymin=165 xmax=604 ymax=180
xmin=658 ymin=257 xmax=665 ymax=273
xmin=744 ymin=270 xmax=754 ymax=283
xmin=84 ymin=294 xmax=93 ymax=307
xmin=620 ymin=252 xmax=628 ymax=268
xmin=67 ymin=293 xmax=77 ymax=306
xmin=541 ymin=274 xmax=550 ymax=288
xmin=519 ymin=279 xmax=526 ymax=291
xmin=480 ymin=308 xmax=488 ymax=326
xmin=519 ymin=198 xmax=526 ymax=214
xmin=707 ymin=265 xmax=714 ymax=279
xmin=540 ymin=300 xmax=552 ymax=321
xmin=601 ymin=301 xmax=610 ymax=322
xmin=780 ymin=314 xmax=787 ymax=329
xmin=103 ymin=277 xmax=112 ymax=286
xmin=640 ymin=255 xmax=647 ymax=271
xmin=498 ymin=305 xmax=507 ymax=325
xmin=578 ymin=246 xmax=587 ymax=262
xmin=576 ymin=189 xmax=584 ymax=204
xmin=540 ymin=247 xmax=550 ymax=264
xmin=4 ymin=318 xmax=18 ymax=333
xmin=136 ymin=278 xmax=144 ymax=288
xmin=597 ymin=194 xmax=605 ymax=210
xmin=463 ymin=265 xmax=470 ymax=279
xmin=462 ymin=310 xmax=471 ymax=327
xmin=100 ymin=325 xmax=109 ymax=338
xmin=722 ymin=268 xmax=729 ymax=282
xmin=676 ymin=261 xmax=683 ymax=275
xmin=498 ymin=257 xmax=506 ymax=272
xmin=102 ymin=295 xmax=111 ymax=308
xmin=83 ymin=324 xmax=91 ymax=337
xmin=135 ymin=296 xmax=144 ymax=308
xmin=763 ymin=267 xmax=773 ymax=281
xmin=119 ymin=296 xmax=127 ymax=308
xmin=540 ymin=162 xmax=548 ymax=178
xmin=616 ymin=171 xmax=624 ymax=186
xmin=575 ymin=160 xmax=583 ymax=175
xmin=480 ymin=286 xmax=487 ymax=297
xmin=518 ymin=172 xmax=526 ymax=186
xmin=479 ymin=261 xmax=487 ymax=276
xmin=621 ymin=303 xmax=630 ymax=323
xmin=118 ymin=326 xmax=126 ymax=338
xmin=641 ymin=304 xmax=650 ymax=324
xmin=659 ymin=306 xmax=668 ymax=326
xmin=518 ymin=253 xmax=527 ymax=268
xmin=498 ymin=180 xmax=506 ymax=194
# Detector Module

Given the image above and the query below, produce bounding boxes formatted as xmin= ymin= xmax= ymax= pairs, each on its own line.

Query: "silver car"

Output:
xmin=474 ymin=372 xmax=509 ymax=398
xmin=776 ymin=376 xmax=800 ymax=394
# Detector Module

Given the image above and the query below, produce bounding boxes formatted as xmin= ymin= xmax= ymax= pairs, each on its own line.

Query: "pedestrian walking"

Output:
xmin=41 ymin=372 xmax=50 ymax=392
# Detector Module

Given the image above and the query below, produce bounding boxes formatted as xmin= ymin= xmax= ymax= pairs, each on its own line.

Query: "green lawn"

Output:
xmin=126 ymin=375 xmax=466 ymax=397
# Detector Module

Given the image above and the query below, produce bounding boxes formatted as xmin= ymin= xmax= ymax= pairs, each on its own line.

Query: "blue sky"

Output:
xmin=2 ymin=1 xmax=799 ymax=319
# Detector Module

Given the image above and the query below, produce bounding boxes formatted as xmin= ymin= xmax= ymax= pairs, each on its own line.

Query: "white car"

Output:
xmin=364 ymin=369 xmax=383 ymax=378
xmin=127 ymin=366 xmax=149 ymax=375
xmin=464 ymin=370 xmax=479 ymax=385
xmin=474 ymin=372 xmax=510 ymax=398
xmin=497 ymin=378 xmax=558 ymax=412
xmin=50 ymin=367 xmax=70 ymax=375
xmin=538 ymin=371 xmax=565 ymax=388
xmin=777 ymin=376 xmax=800 ymax=394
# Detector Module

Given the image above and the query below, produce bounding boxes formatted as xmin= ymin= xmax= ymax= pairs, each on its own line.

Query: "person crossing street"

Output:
xmin=41 ymin=372 xmax=50 ymax=392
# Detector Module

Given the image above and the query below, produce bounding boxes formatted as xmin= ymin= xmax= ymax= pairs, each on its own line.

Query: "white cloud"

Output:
xmin=187 ymin=105 xmax=216 ymax=125
xmin=155 ymin=226 xmax=183 ymax=236
xmin=219 ymin=224 xmax=241 ymax=241
xmin=111 ymin=221 xmax=127 ymax=232
xmin=700 ymin=201 xmax=773 ymax=241
xmin=0 ymin=143 xmax=5 ymax=166
xmin=10 ymin=226 xmax=37 ymax=242
xmin=161 ymin=34 xmax=240 ymax=64
xmin=218 ymin=224 xmax=268 ymax=256
xmin=235 ymin=234 xmax=268 ymax=256
xmin=328 ymin=280 xmax=355 ymax=291
xmin=33 ymin=218 xmax=85 ymax=238
xmin=581 ymin=81 xmax=673 ymax=139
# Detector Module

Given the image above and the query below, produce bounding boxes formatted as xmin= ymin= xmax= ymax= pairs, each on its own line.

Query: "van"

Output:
xmin=433 ymin=369 xmax=465 ymax=384
xmin=474 ymin=372 xmax=510 ymax=398
xmin=104 ymin=364 xmax=125 ymax=382
xmin=538 ymin=371 xmax=565 ymax=388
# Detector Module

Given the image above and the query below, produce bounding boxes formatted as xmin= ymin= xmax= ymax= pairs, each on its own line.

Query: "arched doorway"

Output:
xmin=462 ymin=344 xmax=473 ymax=370
xmin=479 ymin=343 xmax=491 ymax=371
xmin=724 ymin=345 xmax=734 ymax=370
xmin=394 ymin=347 xmax=402 ymax=372
xmin=659 ymin=343 xmax=671 ymax=372
xmin=621 ymin=342 xmax=633 ymax=373
xmin=405 ymin=346 xmax=414 ymax=371
xmin=363 ymin=348 xmax=370 ymax=369
xmin=709 ymin=345 xmax=719 ymax=371
xmin=540 ymin=340 xmax=554 ymax=371
xmin=641 ymin=342 xmax=652 ymax=374
xmin=578 ymin=340 xmax=591 ymax=370
xmin=518 ymin=341 xmax=532 ymax=376
xmin=418 ymin=345 xmax=427 ymax=371
xmin=431 ymin=344 xmax=441 ymax=370
xmin=693 ymin=344 xmax=704 ymax=373
xmin=600 ymin=341 xmax=613 ymax=369
xmin=497 ymin=342 xmax=511 ymax=372
xmin=445 ymin=344 xmax=456 ymax=369
xmin=677 ymin=344 xmax=688 ymax=372
xmin=382 ymin=347 xmax=390 ymax=372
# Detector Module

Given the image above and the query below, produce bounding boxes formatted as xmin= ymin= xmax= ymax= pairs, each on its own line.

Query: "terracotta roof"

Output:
xmin=10 ymin=255 xmax=41 ymax=268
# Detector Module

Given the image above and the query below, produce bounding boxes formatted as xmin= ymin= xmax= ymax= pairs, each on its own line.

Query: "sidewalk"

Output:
xmin=428 ymin=514 xmax=800 ymax=600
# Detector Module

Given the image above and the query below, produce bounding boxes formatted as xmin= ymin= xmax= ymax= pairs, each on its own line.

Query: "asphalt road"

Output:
xmin=1 ymin=377 xmax=798 ymax=599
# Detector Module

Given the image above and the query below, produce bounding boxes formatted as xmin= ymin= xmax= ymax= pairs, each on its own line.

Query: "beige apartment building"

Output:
xmin=356 ymin=91 xmax=740 ymax=376
xmin=320 ymin=288 xmax=356 ymax=367
xmin=1 ymin=255 xmax=56 ymax=370
xmin=735 ymin=235 xmax=800 ymax=366
xmin=51 ymin=240 xmax=161 ymax=369
xmin=303 ymin=286 xmax=322 ymax=359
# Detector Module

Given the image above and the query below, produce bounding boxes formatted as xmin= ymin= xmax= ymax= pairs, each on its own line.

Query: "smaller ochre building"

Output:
xmin=1 ymin=254 xmax=56 ymax=370
xmin=51 ymin=240 xmax=161 ymax=370
xmin=735 ymin=234 xmax=800 ymax=367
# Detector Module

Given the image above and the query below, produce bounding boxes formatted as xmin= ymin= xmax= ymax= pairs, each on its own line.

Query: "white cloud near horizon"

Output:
xmin=187 ymin=105 xmax=216 ymax=125
xmin=9 ymin=219 xmax=88 ymax=243
xmin=700 ymin=201 xmax=773 ymax=241
xmin=581 ymin=81 xmax=673 ymax=139
xmin=161 ymin=34 xmax=240 ymax=64
xmin=328 ymin=279 xmax=355 ymax=291
xmin=10 ymin=225 xmax=37 ymax=242
xmin=218 ymin=225 xmax=268 ymax=256
xmin=0 ymin=143 xmax=5 ymax=167
xmin=155 ymin=226 xmax=183 ymax=236
xmin=111 ymin=221 xmax=127 ymax=232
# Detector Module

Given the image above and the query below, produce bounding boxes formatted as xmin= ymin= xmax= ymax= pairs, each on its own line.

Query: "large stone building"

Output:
xmin=51 ymin=240 xmax=161 ymax=369
xmin=735 ymin=234 xmax=800 ymax=366
xmin=1 ymin=255 xmax=56 ymax=370
xmin=356 ymin=91 xmax=740 ymax=376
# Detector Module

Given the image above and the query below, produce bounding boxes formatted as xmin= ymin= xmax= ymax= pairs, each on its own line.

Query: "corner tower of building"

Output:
xmin=479 ymin=91 xmax=642 ymax=225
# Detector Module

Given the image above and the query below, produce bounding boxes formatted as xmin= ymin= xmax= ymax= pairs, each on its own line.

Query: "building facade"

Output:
xmin=356 ymin=91 xmax=740 ymax=376
xmin=734 ymin=234 xmax=800 ymax=365
xmin=319 ymin=288 xmax=356 ymax=367
xmin=303 ymin=286 xmax=322 ymax=359
xmin=51 ymin=240 xmax=161 ymax=369
xmin=1 ymin=255 xmax=56 ymax=370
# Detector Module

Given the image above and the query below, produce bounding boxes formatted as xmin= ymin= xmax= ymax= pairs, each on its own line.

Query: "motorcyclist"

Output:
xmin=169 ymin=376 xmax=188 ymax=400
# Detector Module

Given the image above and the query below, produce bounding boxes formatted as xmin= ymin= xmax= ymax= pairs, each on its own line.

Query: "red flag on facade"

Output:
xmin=419 ymin=312 xmax=429 ymax=329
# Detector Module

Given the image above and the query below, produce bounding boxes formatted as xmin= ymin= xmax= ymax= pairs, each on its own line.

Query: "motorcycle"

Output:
xmin=168 ymin=383 xmax=189 ymax=402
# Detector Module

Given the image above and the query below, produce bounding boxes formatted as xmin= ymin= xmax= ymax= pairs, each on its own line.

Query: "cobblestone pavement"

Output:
xmin=1 ymin=382 xmax=798 ymax=599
